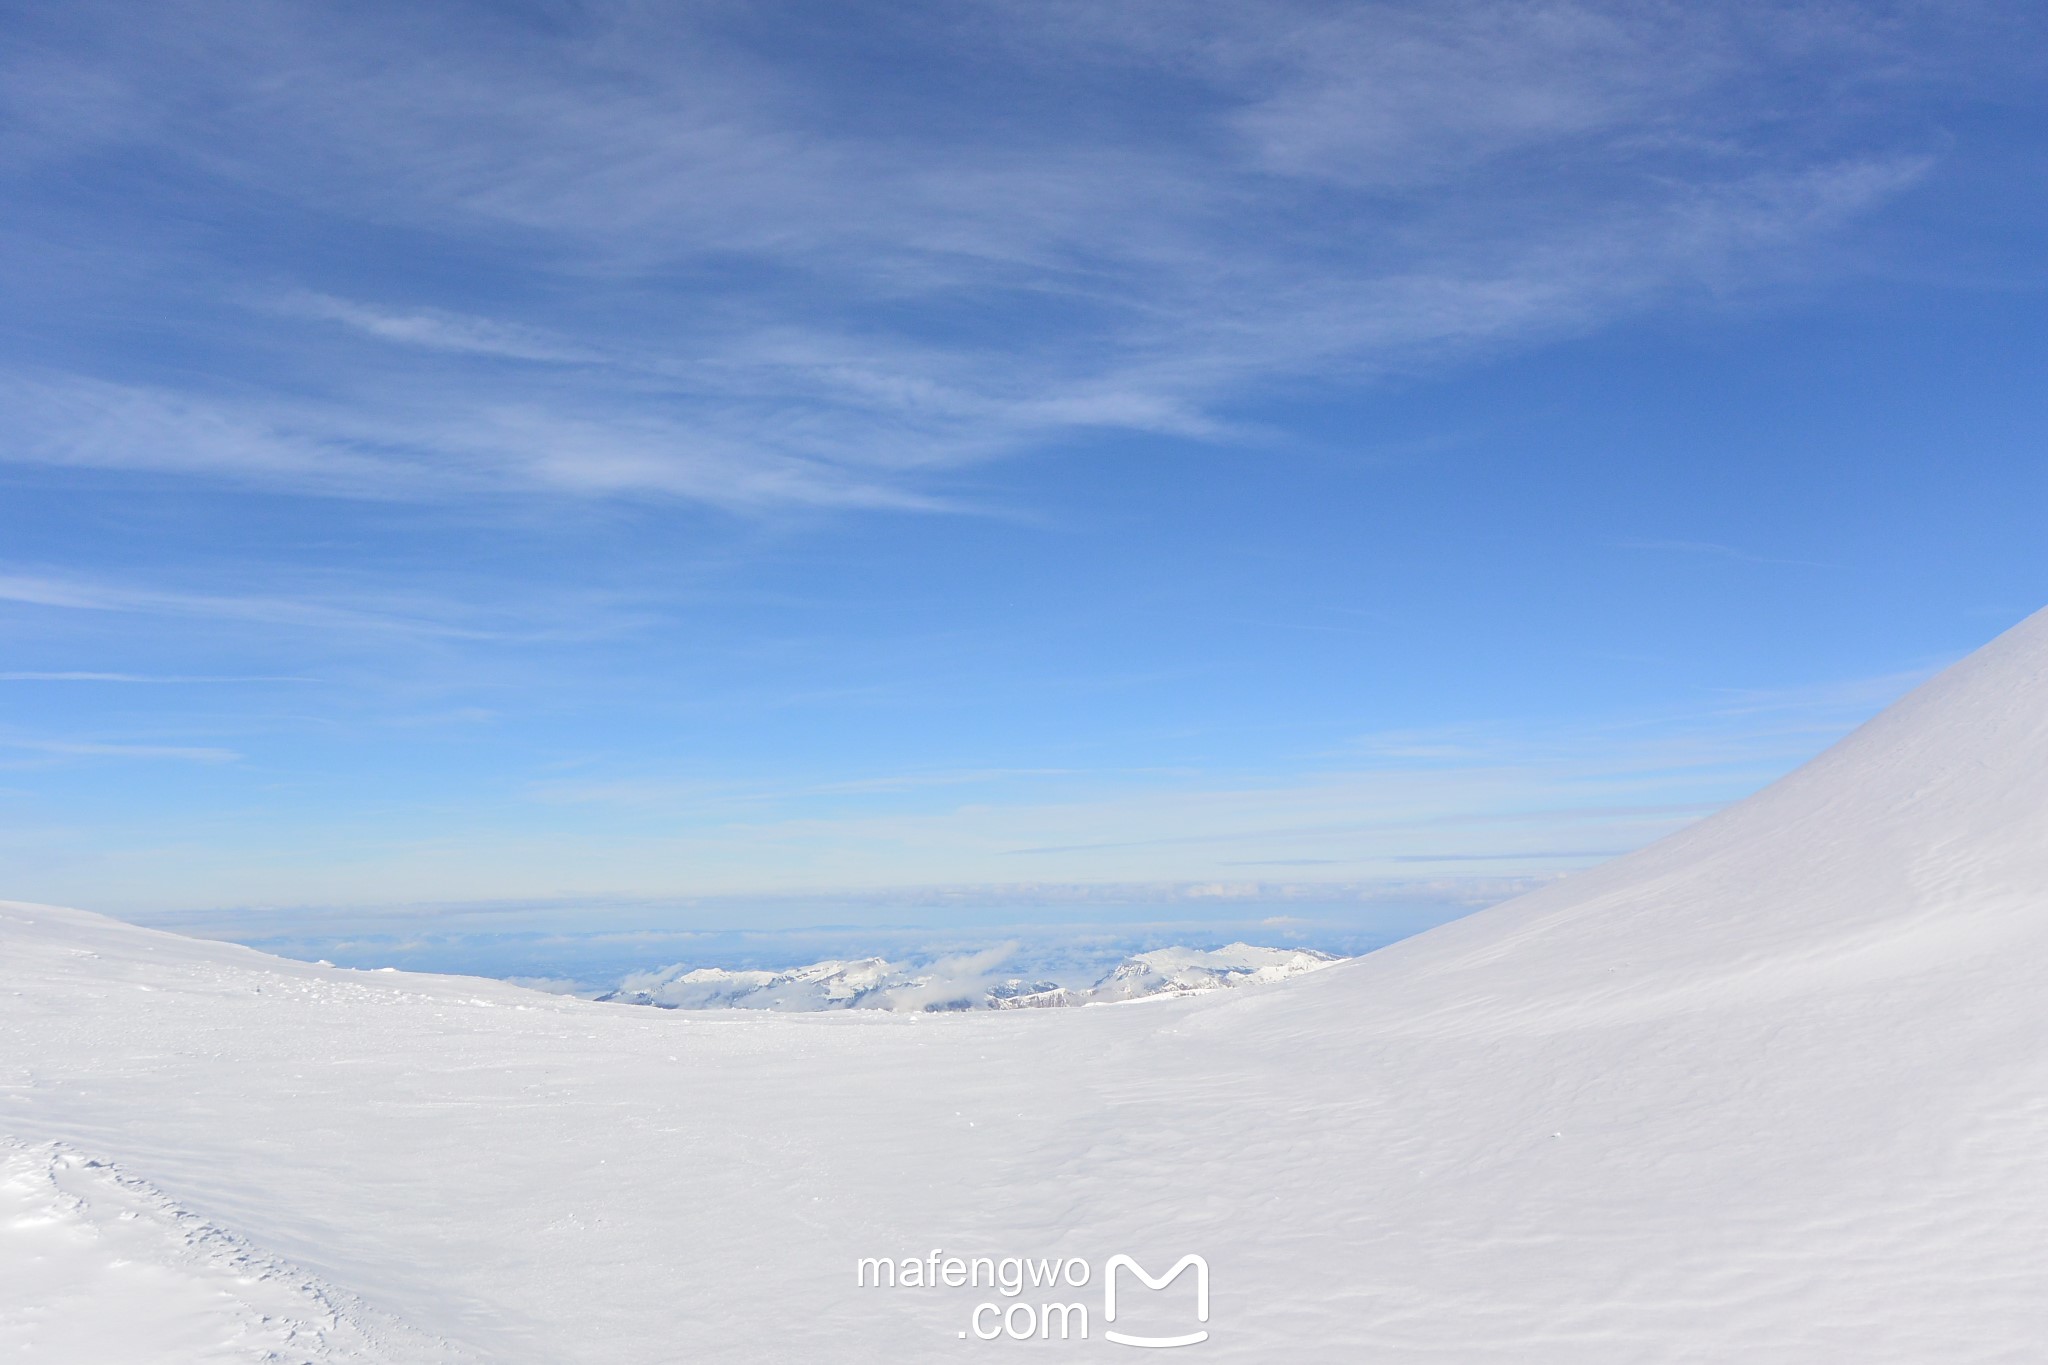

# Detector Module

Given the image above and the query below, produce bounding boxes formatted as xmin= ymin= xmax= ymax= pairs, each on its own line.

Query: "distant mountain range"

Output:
xmin=597 ymin=942 xmax=1344 ymax=1012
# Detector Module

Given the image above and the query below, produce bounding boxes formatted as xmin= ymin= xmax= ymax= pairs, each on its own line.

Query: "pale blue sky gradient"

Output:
xmin=2 ymin=2 xmax=2045 ymax=970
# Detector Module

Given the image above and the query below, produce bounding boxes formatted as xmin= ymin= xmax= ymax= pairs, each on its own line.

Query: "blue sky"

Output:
xmin=3 ymin=1 xmax=2046 ymax=973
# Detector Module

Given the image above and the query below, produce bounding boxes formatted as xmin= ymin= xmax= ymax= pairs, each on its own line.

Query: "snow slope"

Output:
xmin=0 ymin=1139 xmax=456 ymax=1363
xmin=6 ymin=606 xmax=2048 ymax=1361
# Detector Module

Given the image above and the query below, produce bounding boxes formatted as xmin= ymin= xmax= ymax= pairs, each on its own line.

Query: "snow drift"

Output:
xmin=6 ymin=607 xmax=2048 ymax=1362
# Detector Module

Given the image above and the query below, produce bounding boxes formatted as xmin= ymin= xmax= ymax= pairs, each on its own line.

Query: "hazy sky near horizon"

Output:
xmin=3 ymin=1 xmax=2046 ymax=933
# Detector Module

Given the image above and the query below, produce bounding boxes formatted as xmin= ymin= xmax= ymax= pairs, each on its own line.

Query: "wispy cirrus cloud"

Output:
xmin=0 ymin=0 xmax=2008 ymax=510
xmin=1619 ymin=538 xmax=1840 ymax=570
xmin=0 ymin=372 xmax=426 ymax=499
xmin=1 ymin=738 xmax=239 ymax=764
xmin=0 ymin=569 xmax=637 ymax=643
xmin=0 ymin=370 xmax=945 ymax=510
xmin=275 ymin=292 xmax=603 ymax=365
xmin=0 ymin=672 xmax=311 ymax=683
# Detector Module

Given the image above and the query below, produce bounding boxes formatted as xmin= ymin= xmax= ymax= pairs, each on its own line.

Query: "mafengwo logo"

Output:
xmin=857 ymin=1250 xmax=1211 ymax=1347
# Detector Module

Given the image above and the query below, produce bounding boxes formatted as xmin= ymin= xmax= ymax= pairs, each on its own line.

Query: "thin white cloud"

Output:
xmin=2 ymin=739 xmax=239 ymax=763
xmin=526 ymin=767 xmax=1086 ymax=809
xmin=0 ymin=372 xmax=435 ymax=499
xmin=276 ymin=292 xmax=603 ymax=364
xmin=0 ymin=672 xmax=313 ymax=683
xmin=1619 ymin=539 xmax=1840 ymax=570
xmin=0 ymin=369 xmax=954 ymax=511
xmin=0 ymin=569 xmax=583 ymax=642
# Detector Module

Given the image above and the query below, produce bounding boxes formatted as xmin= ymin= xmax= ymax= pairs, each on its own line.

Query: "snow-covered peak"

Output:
xmin=603 ymin=956 xmax=898 ymax=1010
xmin=1088 ymin=942 xmax=1342 ymax=1002
xmin=600 ymin=942 xmax=1344 ymax=1012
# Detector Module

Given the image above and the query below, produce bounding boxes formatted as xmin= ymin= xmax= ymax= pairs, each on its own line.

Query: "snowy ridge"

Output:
xmin=599 ymin=942 xmax=1342 ymax=1011
xmin=0 ymin=1138 xmax=465 ymax=1364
